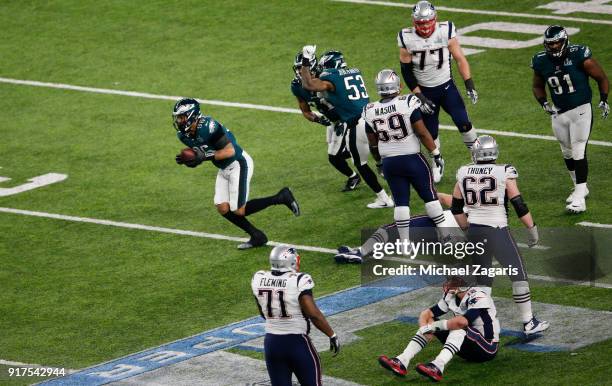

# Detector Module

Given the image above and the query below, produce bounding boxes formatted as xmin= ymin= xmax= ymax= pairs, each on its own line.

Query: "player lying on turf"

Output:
xmin=291 ymin=51 xmax=360 ymax=192
xmin=252 ymin=246 xmax=340 ymax=386
xmin=173 ymin=98 xmax=300 ymax=249
xmin=378 ymin=276 xmax=499 ymax=382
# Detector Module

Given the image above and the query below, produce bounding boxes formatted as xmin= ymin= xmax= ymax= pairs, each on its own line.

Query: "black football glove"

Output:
xmin=193 ymin=147 xmax=216 ymax=162
xmin=316 ymin=115 xmax=332 ymax=127
xmin=415 ymin=93 xmax=436 ymax=114
xmin=542 ymin=101 xmax=557 ymax=115
xmin=333 ymin=122 xmax=345 ymax=136
xmin=329 ymin=334 xmax=340 ymax=356
xmin=175 ymin=154 xmax=184 ymax=165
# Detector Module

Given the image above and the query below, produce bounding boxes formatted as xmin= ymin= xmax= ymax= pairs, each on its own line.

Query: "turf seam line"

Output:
xmin=0 ymin=77 xmax=610 ymax=147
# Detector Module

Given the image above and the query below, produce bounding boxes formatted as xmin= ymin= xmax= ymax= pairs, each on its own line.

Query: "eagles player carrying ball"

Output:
xmin=173 ymin=98 xmax=300 ymax=249
xmin=531 ymin=25 xmax=609 ymax=214
xmin=398 ymin=1 xmax=478 ymax=183
xmin=252 ymin=246 xmax=340 ymax=386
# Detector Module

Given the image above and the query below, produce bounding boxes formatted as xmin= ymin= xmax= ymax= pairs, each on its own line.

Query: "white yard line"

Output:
xmin=330 ymin=0 xmax=612 ymax=25
xmin=0 ymin=359 xmax=77 ymax=374
xmin=578 ymin=221 xmax=612 ymax=228
xmin=1 ymin=77 xmax=611 ymax=147
xmin=1 ymin=206 xmax=609 ymax=289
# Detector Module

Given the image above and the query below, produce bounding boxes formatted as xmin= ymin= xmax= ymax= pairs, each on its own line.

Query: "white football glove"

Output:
xmin=418 ymin=320 xmax=447 ymax=335
xmin=599 ymin=100 xmax=609 ymax=119
xmin=467 ymin=88 xmax=478 ymax=104
xmin=302 ymin=45 xmax=317 ymax=61
xmin=542 ymin=101 xmax=558 ymax=116
xmin=527 ymin=225 xmax=539 ymax=248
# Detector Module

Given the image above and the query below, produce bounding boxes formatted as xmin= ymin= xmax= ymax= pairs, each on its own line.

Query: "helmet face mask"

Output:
xmin=319 ymin=50 xmax=347 ymax=70
xmin=544 ymin=25 xmax=569 ymax=58
xmin=173 ymin=98 xmax=201 ymax=137
xmin=269 ymin=245 xmax=301 ymax=273
xmin=375 ymin=69 xmax=401 ymax=97
xmin=293 ymin=52 xmax=319 ymax=80
xmin=412 ymin=1 xmax=437 ymax=38
xmin=471 ymin=135 xmax=499 ymax=164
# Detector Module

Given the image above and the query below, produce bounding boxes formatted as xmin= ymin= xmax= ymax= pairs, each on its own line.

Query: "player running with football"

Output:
xmin=531 ymin=25 xmax=609 ymax=213
xmin=362 ymin=69 xmax=448 ymax=255
xmin=173 ymin=98 xmax=300 ymax=250
xmin=300 ymin=46 xmax=394 ymax=209
xmin=379 ymin=276 xmax=500 ymax=382
xmin=451 ymin=135 xmax=549 ymax=335
xmin=291 ymin=51 xmax=360 ymax=192
xmin=398 ymin=0 xmax=478 ymax=182
xmin=252 ymin=246 xmax=340 ymax=386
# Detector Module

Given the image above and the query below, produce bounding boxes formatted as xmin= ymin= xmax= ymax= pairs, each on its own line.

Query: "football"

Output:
xmin=180 ymin=147 xmax=196 ymax=162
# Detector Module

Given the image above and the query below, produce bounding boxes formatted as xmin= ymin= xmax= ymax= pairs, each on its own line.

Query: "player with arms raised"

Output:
xmin=300 ymin=46 xmax=394 ymax=208
xmin=531 ymin=25 xmax=609 ymax=213
xmin=451 ymin=135 xmax=548 ymax=335
xmin=398 ymin=1 xmax=478 ymax=182
xmin=173 ymin=98 xmax=300 ymax=250
xmin=252 ymin=246 xmax=340 ymax=386
xmin=362 ymin=69 xmax=448 ymax=254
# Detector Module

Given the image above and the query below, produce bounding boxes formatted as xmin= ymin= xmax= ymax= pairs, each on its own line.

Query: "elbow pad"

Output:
xmin=451 ymin=197 xmax=465 ymax=215
xmin=401 ymin=62 xmax=418 ymax=91
xmin=510 ymin=195 xmax=529 ymax=218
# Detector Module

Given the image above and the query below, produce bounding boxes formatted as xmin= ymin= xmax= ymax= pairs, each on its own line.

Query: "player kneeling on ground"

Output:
xmin=378 ymin=276 xmax=499 ymax=382
xmin=252 ymin=246 xmax=340 ymax=386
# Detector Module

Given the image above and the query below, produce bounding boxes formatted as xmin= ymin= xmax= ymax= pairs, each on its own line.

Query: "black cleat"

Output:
xmin=278 ymin=187 xmax=300 ymax=216
xmin=342 ymin=174 xmax=361 ymax=192
xmin=237 ymin=231 xmax=268 ymax=250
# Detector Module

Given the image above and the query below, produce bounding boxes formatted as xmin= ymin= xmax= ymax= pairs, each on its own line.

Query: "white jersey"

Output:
xmin=435 ymin=287 xmax=500 ymax=342
xmin=456 ymin=163 xmax=518 ymax=228
xmin=251 ymin=270 xmax=315 ymax=335
xmin=397 ymin=21 xmax=457 ymax=87
xmin=362 ymin=94 xmax=422 ymax=158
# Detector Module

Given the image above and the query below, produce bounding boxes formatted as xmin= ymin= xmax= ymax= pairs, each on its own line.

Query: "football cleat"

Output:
xmin=566 ymin=198 xmax=586 ymax=214
xmin=367 ymin=196 xmax=394 ymax=209
xmin=237 ymin=231 xmax=268 ymax=250
xmin=278 ymin=187 xmax=301 ymax=216
xmin=566 ymin=186 xmax=589 ymax=203
xmin=524 ymin=317 xmax=550 ymax=336
xmin=334 ymin=248 xmax=363 ymax=264
xmin=342 ymin=174 xmax=361 ymax=192
xmin=378 ymin=355 xmax=407 ymax=377
xmin=415 ymin=362 xmax=443 ymax=382
xmin=337 ymin=245 xmax=353 ymax=254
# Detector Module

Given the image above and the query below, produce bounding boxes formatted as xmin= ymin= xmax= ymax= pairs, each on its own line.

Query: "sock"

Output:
xmin=245 ymin=195 xmax=281 ymax=216
xmin=512 ymin=281 xmax=533 ymax=323
xmin=461 ymin=128 xmax=477 ymax=149
xmin=431 ymin=329 xmax=465 ymax=372
xmin=356 ymin=164 xmax=383 ymax=193
xmin=424 ymin=200 xmax=445 ymax=226
xmin=377 ymin=189 xmax=391 ymax=202
xmin=222 ymin=211 xmax=259 ymax=237
xmin=574 ymin=158 xmax=588 ymax=185
xmin=480 ymin=286 xmax=492 ymax=296
xmin=564 ymin=158 xmax=576 ymax=185
xmin=361 ymin=225 xmax=392 ymax=256
xmin=394 ymin=206 xmax=410 ymax=254
xmin=574 ymin=182 xmax=587 ymax=199
xmin=397 ymin=332 xmax=428 ymax=367
xmin=328 ymin=154 xmax=354 ymax=178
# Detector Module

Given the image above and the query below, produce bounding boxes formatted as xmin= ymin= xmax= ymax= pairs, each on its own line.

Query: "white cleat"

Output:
xmin=367 ymin=197 xmax=394 ymax=209
xmin=566 ymin=186 xmax=589 ymax=203
xmin=524 ymin=317 xmax=550 ymax=336
xmin=432 ymin=165 xmax=442 ymax=184
xmin=566 ymin=198 xmax=586 ymax=213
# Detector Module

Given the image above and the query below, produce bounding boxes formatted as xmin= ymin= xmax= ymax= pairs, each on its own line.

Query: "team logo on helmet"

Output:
xmin=319 ymin=50 xmax=347 ymax=70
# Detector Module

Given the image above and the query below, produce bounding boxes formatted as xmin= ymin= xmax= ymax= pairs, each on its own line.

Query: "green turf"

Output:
xmin=0 ymin=0 xmax=610 ymax=383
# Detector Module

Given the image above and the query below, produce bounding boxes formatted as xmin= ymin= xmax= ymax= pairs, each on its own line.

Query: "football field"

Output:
xmin=1 ymin=0 xmax=611 ymax=385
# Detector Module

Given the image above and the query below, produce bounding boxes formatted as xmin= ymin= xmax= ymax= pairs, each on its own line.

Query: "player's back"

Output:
xmin=397 ymin=21 xmax=456 ymax=88
xmin=319 ymin=67 xmax=369 ymax=124
xmin=251 ymin=270 xmax=314 ymax=335
xmin=456 ymin=163 xmax=518 ymax=227
xmin=362 ymin=94 xmax=422 ymax=158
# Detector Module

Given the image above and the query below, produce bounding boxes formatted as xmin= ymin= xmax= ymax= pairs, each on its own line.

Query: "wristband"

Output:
xmin=601 ymin=93 xmax=608 ymax=103
xmin=536 ymin=97 xmax=547 ymax=106
xmin=431 ymin=148 xmax=440 ymax=157
xmin=464 ymin=78 xmax=475 ymax=91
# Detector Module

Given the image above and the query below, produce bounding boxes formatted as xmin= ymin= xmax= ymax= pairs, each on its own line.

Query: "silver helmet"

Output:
xmin=471 ymin=135 xmax=499 ymax=163
xmin=269 ymin=245 xmax=300 ymax=272
xmin=375 ymin=69 xmax=401 ymax=97
xmin=412 ymin=1 xmax=437 ymax=37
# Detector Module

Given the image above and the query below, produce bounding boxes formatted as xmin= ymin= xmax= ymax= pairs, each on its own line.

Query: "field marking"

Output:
xmin=330 ymin=0 xmax=612 ymax=25
xmin=1 ymin=77 xmax=611 ymax=147
xmin=1 ymin=206 xmax=609 ymax=289
xmin=0 ymin=359 xmax=77 ymax=374
xmin=578 ymin=221 xmax=612 ymax=228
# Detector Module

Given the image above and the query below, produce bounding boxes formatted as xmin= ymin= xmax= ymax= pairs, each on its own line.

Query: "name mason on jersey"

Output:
xmin=372 ymin=264 xmax=519 ymax=278
xmin=258 ymin=277 xmax=287 ymax=287
xmin=375 ymin=104 xmax=397 ymax=116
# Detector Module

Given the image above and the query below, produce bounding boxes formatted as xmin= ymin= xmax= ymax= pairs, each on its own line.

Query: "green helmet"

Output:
xmin=544 ymin=25 xmax=569 ymax=58
xmin=319 ymin=50 xmax=347 ymax=70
